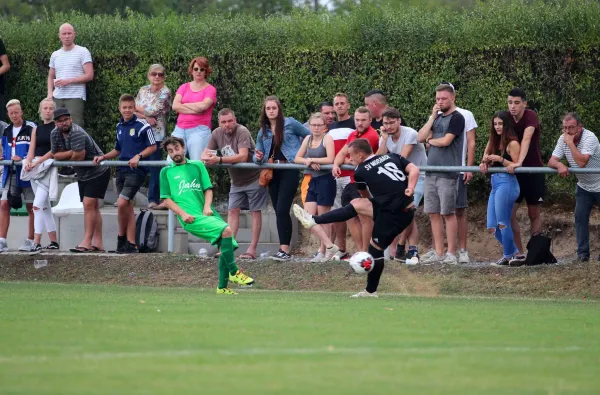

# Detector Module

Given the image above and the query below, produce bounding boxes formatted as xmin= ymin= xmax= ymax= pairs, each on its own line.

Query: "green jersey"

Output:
xmin=160 ymin=160 xmax=215 ymax=216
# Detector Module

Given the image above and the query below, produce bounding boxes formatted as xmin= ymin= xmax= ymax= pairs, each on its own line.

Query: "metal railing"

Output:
xmin=2 ymin=159 xmax=599 ymax=252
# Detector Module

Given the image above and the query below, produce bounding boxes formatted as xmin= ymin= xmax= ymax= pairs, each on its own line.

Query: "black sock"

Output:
xmin=366 ymin=245 xmax=385 ymax=293
xmin=397 ymin=244 xmax=405 ymax=252
xmin=314 ymin=204 xmax=358 ymax=225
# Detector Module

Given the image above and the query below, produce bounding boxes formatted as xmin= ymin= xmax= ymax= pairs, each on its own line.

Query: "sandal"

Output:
xmin=239 ymin=253 xmax=256 ymax=260
xmin=69 ymin=245 xmax=91 ymax=253
xmin=90 ymin=246 xmax=106 ymax=253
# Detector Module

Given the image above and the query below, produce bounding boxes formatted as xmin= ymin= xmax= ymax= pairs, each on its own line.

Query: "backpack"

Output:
xmin=524 ymin=233 xmax=557 ymax=266
xmin=135 ymin=209 xmax=159 ymax=253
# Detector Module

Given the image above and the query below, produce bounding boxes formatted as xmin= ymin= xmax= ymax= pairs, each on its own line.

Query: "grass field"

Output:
xmin=1 ymin=282 xmax=599 ymax=394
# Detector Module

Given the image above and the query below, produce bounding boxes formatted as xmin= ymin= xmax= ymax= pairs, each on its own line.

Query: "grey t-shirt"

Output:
xmin=426 ymin=111 xmax=465 ymax=179
xmin=379 ymin=126 xmax=428 ymax=168
xmin=51 ymin=123 xmax=106 ymax=181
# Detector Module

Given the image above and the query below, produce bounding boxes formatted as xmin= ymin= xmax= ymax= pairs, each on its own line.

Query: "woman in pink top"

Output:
xmin=171 ymin=56 xmax=217 ymax=160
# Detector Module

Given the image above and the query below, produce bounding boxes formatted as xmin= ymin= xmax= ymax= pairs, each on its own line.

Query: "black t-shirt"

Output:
xmin=354 ymin=153 xmax=412 ymax=210
xmin=34 ymin=122 xmax=55 ymax=157
xmin=371 ymin=118 xmax=383 ymax=134
xmin=0 ymin=39 xmax=6 ymax=94
xmin=330 ymin=117 xmax=355 ymax=130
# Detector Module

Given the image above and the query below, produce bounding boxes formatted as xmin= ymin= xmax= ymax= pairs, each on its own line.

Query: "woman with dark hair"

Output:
xmin=253 ymin=96 xmax=309 ymax=261
xmin=480 ymin=111 xmax=523 ymax=266
xmin=171 ymin=56 xmax=216 ymax=160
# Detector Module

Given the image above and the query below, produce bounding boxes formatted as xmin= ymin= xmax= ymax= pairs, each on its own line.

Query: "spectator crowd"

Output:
xmin=0 ymin=23 xmax=599 ymax=266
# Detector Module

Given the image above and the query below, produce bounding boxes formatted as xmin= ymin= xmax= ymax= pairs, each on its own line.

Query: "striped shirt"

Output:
xmin=551 ymin=129 xmax=600 ymax=193
xmin=50 ymin=123 xmax=106 ymax=182
xmin=49 ymin=45 xmax=93 ymax=100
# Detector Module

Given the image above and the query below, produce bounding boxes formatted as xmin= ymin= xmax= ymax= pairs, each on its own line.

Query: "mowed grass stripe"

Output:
xmin=0 ymin=283 xmax=599 ymax=394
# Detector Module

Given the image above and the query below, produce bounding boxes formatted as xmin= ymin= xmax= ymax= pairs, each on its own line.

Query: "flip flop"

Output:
xmin=69 ymin=245 xmax=91 ymax=253
xmin=239 ymin=253 xmax=256 ymax=260
xmin=90 ymin=246 xmax=106 ymax=253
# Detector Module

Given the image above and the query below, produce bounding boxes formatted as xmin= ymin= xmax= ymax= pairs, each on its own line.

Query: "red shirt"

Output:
xmin=514 ymin=109 xmax=543 ymax=167
xmin=345 ymin=126 xmax=380 ymax=180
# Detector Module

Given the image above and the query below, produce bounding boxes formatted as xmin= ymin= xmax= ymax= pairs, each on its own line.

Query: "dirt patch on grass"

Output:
xmin=1 ymin=252 xmax=599 ymax=299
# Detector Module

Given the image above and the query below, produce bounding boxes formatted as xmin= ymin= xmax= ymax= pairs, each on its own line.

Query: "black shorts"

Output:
xmin=516 ymin=173 xmax=545 ymax=205
xmin=78 ymin=169 xmax=111 ymax=202
xmin=305 ymin=174 xmax=336 ymax=206
xmin=371 ymin=200 xmax=414 ymax=250
xmin=116 ymin=171 xmax=145 ymax=201
xmin=341 ymin=182 xmax=361 ymax=207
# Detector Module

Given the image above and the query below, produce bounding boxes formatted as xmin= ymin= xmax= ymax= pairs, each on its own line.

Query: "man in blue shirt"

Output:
xmin=94 ymin=94 xmax=156 ymax=253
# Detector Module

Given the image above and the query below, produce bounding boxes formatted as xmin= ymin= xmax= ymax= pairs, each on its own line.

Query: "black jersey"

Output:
xmin=354 ymin=153 xmax=413 ymax=210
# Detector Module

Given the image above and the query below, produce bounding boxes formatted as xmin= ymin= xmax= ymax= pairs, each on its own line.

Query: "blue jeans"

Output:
xmin=172 ymin=125 xmax=211 ymax=160
xmin=148 ymin=142 xmax=162 ymax=204
xmin=487 ymin=173 xmax=520 ymax=257
xmin=575 ymin=185 xmax=600 ymax=257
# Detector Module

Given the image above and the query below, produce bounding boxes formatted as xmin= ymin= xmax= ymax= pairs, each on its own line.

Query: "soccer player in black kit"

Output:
xmin=293 ymin=138 xmax=420 ymax=297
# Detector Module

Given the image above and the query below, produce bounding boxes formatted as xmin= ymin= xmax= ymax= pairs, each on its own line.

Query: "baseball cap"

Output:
xmin=53 ymin=107 xmax=71 ymax=120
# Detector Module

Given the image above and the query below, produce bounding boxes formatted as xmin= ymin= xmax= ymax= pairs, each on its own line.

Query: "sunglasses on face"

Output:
xmin=150 ymin=72 xmax=165 ymax=77
xmin=193 ymin=67 xmax=206 ymax=72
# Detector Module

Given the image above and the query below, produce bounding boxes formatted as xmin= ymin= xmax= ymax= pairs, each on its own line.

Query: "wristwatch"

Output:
xmin=219 ymin=157 xmax=223 ymax=164
xmin=137 ymin=153 xmax=143 ymax=159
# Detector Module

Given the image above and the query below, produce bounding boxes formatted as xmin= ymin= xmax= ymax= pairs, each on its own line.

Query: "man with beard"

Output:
xmin=417 ymin=83 xmax=465 ymax=265
xmin=51 ymin=107 xmax=110 ymax=253
xmin=201 ymin=108 xmax=268 ymax=260
xmin=161 ymin=136 xmax=255 ymax=295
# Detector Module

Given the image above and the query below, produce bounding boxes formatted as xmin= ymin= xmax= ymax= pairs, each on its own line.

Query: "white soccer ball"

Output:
xmin=349 ymin=252 xmax=375 ymax=274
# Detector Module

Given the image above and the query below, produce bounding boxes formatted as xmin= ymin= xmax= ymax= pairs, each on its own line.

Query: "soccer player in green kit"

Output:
xmin=160 ymin=136 xmax=255 ymax=294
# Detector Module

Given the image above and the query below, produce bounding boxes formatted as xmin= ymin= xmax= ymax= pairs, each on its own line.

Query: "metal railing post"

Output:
xmin=168 ymin=209 xmax=175 ymax=253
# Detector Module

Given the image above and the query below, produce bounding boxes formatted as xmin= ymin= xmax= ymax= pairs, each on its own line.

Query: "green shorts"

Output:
xmin=180 ymin=213 xmax=238 ymax=248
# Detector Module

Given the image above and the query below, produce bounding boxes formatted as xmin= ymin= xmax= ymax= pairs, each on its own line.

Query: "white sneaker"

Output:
xmin=333 ymin=250 xmax=350 ymax=261
xmin=310 ymin=252 xmax=325 ymax=263
xmin=351 ymin=290 xmax=379 ymax=298
xmin=420 ymin=248 xmax=436 ymax=261
xmin=292 ymin=204 xmax=317 ymax=229
xmin=421 ymin=252 xmax=444 ymax=265
xmin=18 ymin=239 xmax=34 ymax=252
xmin=443 ymin=253 xmax=458 ymax=265
xmin=458 ymin=249 xmax=470 ymax=264
xmin=0 ymin=239 xmax=7 ymax=252
xmin=322 ymin=245 xmax=340 ymax=262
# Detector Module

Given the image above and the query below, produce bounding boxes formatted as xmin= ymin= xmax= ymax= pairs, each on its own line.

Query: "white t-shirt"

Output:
xmin=49 ymin=45 xmax=93 ymax=100
xmin=11 ymin=126 xmax=21 ymax=157
xmin=379 ymin=126 xmax=428 ymax=168
xmin=551 ymin=129 xmax=600 ymax=193
xmin=455 ymin=107 xmax=477 ymax=167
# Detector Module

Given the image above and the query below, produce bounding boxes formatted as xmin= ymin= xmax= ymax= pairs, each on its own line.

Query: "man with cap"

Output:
xmin=50 ymin=107 xmax=110 ymax=252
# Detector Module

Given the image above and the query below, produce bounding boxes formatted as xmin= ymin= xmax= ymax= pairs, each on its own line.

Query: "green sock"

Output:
xmin=217 ymin=253 xmax=229 ymax=289
xmin=220 ymin=237 xmax=239 ymax=276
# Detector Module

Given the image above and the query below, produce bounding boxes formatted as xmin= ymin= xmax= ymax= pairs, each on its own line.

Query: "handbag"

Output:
xmin=6 ymin=165 xmax=23 ymax=210
xmin=258 ymin=157 xmax=274 ymax=187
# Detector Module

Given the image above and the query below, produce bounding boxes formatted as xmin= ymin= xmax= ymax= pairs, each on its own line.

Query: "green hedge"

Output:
xmin=1 ymin=0 xmax=600 ymax=198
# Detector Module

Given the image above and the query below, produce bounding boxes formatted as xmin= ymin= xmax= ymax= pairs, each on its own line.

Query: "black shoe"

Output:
xmin=44 ymin=241 xmax=60 ymax=250
xmin=491 ymin=257 xmax=510 ymax=266
xmin=394 ymin=245 xmax=406 ymax=261
xmin=118 ymin=241 xmax=139 ymax=254
xmin=28 ymin=243 xmax=43 ymax=255
xmin=272 ymin=249 xmax=291 ymax=262
xmin=116 ymin=236 xmax=127 ymax=253
xmin=508 ymin=254 xmax=526 ymax=267
xmin=58 ymin=166 xmax=77 ymax=178
xmin=405 ymin=248 xmax=419 ymax=263
xmin=577 ymin=254 xmax=590 ymax=262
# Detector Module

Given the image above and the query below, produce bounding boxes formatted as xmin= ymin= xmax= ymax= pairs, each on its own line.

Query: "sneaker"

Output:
xmin=118 ymin=241 xmax=139 ymax=254
xmin=310 ymin=252 xmax=325 ymax=263
xmin=18 ymin=239 xmax=34 ymax=252
xmin=491 ymin=257 xmax=511 ymax=266
xmin=508 ymin=254 xmax=526 ymax=267
xmin=292 ymin=204 xmax=316 ymax=229
xmin=44 ymin=242 xmax=60 ymax=250
xmin=420 ymin=248 xmax=436 ymax=261
xmin=272 ymin=250 xmax=291 ymax=262
xmin=351 ymin=290 xmax=379 ymax=298
xmin=229 ymin=270 xmax=255 ymax=286
xmin=28 ymin=243 xmax=43 ymax=255
xmin=394 ymin=245 xmax=406 ymax=261
xmin=421 ymin=252 xmax=444 ymax=265
xmin=458 ymin=249 xmax=470 ymax=264
xmin=405 ymin=248 xmax=419 ymax=265
xmin=443 ymin=253 xmax=458 ymax=265
xmin=116 ymin=236 xmax=127 ymax=253
xmin=576 ymin=254 xmax=589 ymax=262
xmin=322 ymin=244 xmax=340 ymax=262
xmin=333 ymin=250 xmax=350 ymax=261
xmin=0 ymin=239 xmax=8 ymax=253
xmin=216 ymin=287 xmax=238 ymax=295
